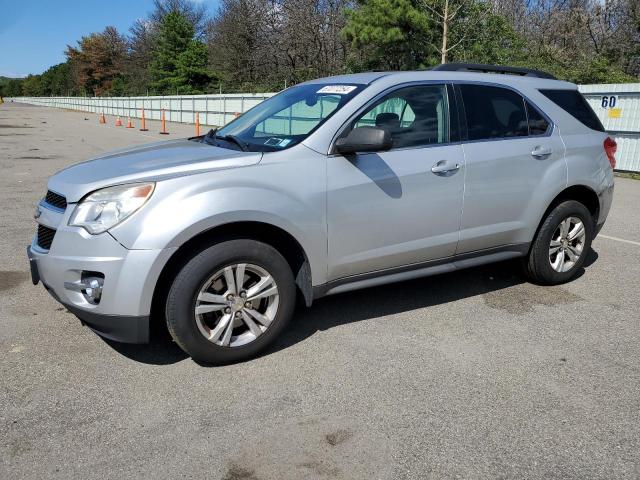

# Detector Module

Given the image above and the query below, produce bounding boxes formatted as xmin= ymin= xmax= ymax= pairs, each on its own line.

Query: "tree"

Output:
xmin=9 ymin=0 xmax=640 ymax=97
xmin=420 ymin=0 xmax=497 ymax=64
xmin=0 ymin=78 xmax=24 ymax=97
xmin=445 ymin=1 xmax=524 ymax=65
xmin=66 ymin=27 xmax=127 ymax=95
xmin=343 ymin=0 xmax=522 ymax=69
xmin=150 ymin=0 xmax=209 ymax=36
xmin=40 ymin=62 xmax=74 ymax=96
xmin=175 ymin=40 xmax=215 ymax=93
xmin=208 ymin=0 xmax=349 ymax=91
xmin=265 ymin=0 xmax=350 ymax=84
xmin=21 ymin=75 xmax=44 ymax=96
xmin=343 ymin=0 xmax=434 ymax=70
xmin=150 ymin=11 xmax=195 ymax=93
xmin=207 ymin=0 xmax=265 ymax=90
xmin=126 ymin=19 xmax=157 ymax=94
xmin=149 ymin=11 xmax=213 ymax=93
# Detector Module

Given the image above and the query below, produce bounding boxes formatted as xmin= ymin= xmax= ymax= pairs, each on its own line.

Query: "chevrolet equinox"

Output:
xmin=28 ymin=64 xmax=615 ymax=364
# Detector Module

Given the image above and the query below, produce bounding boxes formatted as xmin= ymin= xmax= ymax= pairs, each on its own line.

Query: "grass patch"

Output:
xmin=615 ymin=171 xmax=640 ymax=181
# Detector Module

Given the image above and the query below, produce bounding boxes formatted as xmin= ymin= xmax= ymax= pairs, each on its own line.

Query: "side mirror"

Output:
xmin=335 ymin=126 xmax=392 ymax=155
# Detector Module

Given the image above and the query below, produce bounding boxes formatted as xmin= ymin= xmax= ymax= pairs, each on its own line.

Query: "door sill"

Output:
xmin=313 ymin=243 xmax=529 ymax=299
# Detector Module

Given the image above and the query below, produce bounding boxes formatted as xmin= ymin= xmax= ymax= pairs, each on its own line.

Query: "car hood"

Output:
xmin=48 ymin=139 xmax=262 ymax=202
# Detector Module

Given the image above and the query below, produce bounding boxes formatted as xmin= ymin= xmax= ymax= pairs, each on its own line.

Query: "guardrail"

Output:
xmin=9 ymin=93 xmax=276 ymax=127
xmin=10 ymin=84 xmax=640 ymax=172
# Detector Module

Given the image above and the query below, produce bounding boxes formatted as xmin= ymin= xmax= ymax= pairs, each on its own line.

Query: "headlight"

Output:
xmin=69 ymin=183 xmax=155 ymax=234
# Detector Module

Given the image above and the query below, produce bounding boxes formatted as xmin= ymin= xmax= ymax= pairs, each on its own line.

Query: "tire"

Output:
xmin=165 ymin=239 xmax=296 ymax=364
xmin=524 ymin=200 xmax=594 ymax=285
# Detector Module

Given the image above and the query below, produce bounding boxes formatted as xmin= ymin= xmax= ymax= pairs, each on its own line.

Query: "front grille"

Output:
xmin=37 ymin=225 xmax=56 ymax=250
xmin=44 ymin=190 xmax=67 ymax=210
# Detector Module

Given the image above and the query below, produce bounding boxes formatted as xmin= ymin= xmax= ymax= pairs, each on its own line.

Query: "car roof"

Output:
xmin=302 ymin=70 xmax=576 ymax=90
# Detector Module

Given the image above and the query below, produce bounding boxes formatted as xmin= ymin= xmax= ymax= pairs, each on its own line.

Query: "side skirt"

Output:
xmin=312 ymin=243 xmax=529 ymax=299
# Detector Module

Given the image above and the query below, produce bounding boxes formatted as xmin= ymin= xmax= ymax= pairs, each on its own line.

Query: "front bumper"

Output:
xmin=27 ymin=224 xmax=175 ymax=344
xmin=41 ymin=275 xmax=149 ymax=344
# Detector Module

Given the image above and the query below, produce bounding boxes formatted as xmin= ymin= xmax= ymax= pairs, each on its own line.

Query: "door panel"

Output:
xmin=458 ymin=133 xmax=565 ymax=253
xmin=327 ymin=83 xmax=466 ymax=280
xmin=456 ymin=83 xmax=566 ymax=253
xmin=327 ymin=144 xmax=465 ymax=280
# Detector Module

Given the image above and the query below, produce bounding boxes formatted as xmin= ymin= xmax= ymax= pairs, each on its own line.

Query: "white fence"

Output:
xmin=9 ymin=93 xmax=276 ymax=127
xmin=10 ymin=84 xmax=640 ymax=171
xmin=579 ymin=83 xmax=640 ymax=173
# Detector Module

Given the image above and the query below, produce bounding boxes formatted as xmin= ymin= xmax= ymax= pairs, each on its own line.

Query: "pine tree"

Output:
xmin=175 ymin=40 xmax=214 ymax=93
xmin=343 ymin=0 xmax=434 ymax=71
xmin=149 ymin=11 xmax=196 ymax=93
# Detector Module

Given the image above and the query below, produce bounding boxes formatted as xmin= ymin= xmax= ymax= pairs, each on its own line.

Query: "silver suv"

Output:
xmin=28 ymin=64 xmax=615 ymax=364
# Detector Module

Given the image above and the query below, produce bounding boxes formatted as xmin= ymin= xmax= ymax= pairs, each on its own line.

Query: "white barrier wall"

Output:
xmin=579 ymin=83 xmax=640 ymax=172
xmin=9 ymin=93 xmax=275 ymax=127
xmin=10 ymin=84 xmax=640 ymax=171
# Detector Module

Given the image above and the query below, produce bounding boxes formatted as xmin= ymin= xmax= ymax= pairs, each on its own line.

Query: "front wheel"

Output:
xmin=165 ymin=239 xmax=296 ymax=364
xmin=524 ymin=200 xmax=594 ymax=285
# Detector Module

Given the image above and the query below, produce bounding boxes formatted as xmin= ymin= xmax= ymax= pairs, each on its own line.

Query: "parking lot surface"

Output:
xmin=1 ymin=102 xmax=639 ymax=479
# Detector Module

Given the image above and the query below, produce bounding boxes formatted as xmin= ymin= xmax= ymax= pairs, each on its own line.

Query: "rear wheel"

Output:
xmin=165 ymin=239 xmax=296 ymax=364
xmin=524 ymin=200 xmax=594 ymax=285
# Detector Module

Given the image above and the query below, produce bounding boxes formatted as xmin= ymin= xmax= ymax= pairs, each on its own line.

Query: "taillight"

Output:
xmin=604 ymin=137 xmax=617 ymax=169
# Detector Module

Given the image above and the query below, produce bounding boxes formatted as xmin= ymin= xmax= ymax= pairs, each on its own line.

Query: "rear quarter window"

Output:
xmin=539 ymin=89 xmax=604 ymax=132
xmin=526 ymin=101 xmax=550 ymax=135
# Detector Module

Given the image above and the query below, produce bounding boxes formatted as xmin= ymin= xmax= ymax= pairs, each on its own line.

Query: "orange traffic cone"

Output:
xmin=99 ymin=112 xmax=106 ymax=124
xmin=126 ymin=117 xmax=134 ymax=128
xmin=159 ymin=109 xmax=169 ymax=135
xmin=195 ymin=112 xmax=200 ymax=136
xmin=115 ymin=116 xmax=123 ymax=127
xmin=139 ymin=107 xmax=148 ymax=131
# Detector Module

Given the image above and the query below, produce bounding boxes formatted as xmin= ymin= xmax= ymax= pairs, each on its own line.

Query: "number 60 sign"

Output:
xmin=601 ymin=96 xmax=617 ymax=108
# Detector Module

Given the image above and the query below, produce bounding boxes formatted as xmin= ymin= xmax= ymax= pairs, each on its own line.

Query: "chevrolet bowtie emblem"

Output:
xmin=34 ymin=206 xmax=42 ymax=220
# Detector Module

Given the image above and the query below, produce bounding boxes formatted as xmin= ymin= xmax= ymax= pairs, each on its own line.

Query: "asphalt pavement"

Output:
xmin=1 ymin=102 xmax=639 ymax=479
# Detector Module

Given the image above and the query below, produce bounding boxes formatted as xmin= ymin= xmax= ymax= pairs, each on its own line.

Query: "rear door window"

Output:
xmin=459 ymin=84 xmax=528 ymax=140
xmin=539 ymin=89 xmax=604 ymax=132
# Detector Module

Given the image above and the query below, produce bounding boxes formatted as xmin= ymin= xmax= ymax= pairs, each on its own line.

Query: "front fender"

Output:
xmin=109 ymin=159 xmax=328 ymax=285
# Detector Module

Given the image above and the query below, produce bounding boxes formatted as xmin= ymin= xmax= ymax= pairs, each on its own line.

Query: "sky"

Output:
xmin=0 ymin=0 xmax=217 ymax=78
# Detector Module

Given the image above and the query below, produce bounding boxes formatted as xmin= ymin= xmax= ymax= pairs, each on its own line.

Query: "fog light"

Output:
xmin=64 ymin=272 xmax=104 ymax=305
xmin=84 ymin=278 xmax=103 ymax=303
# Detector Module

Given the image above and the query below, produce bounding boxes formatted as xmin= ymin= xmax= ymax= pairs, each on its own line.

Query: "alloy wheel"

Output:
xmin=549 ymin=216 xmax=586 ymax=273
xmin=194 ymin=263 xmax=279 ymax=347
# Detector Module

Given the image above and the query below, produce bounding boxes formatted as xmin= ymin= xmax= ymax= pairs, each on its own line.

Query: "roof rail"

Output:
xmin=431 ymin=63 xmax=557 ymax=80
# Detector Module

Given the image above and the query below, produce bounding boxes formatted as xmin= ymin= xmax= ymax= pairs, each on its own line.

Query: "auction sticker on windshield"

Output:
xmin=317 ymin=85 xmax=357 ymax=94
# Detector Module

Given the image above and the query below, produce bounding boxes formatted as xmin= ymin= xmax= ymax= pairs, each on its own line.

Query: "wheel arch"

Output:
xmin=151 ymin=221 xmax=314 ymax=330
xmin=550 ymin=184 xmax=600 ymax=222
xmin=530 ymin=184 xmax=600 ymax=250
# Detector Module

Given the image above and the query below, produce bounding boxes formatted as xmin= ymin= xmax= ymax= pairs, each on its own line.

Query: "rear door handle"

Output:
xmin=431 ymin=160 xmax=460 ymax=175
xmin=531 ymin=145 xmax=553 ymax=158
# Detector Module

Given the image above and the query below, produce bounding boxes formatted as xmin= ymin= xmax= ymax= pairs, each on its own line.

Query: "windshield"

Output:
xmin=209 ymin=83 xmax=365 ymax=152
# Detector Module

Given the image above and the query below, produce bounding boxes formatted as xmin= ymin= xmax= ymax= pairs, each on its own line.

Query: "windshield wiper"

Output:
xmin=203 ymin=128 xmax=218 ymax=145
xmin=202 ymin=129 xmax=248 ymax=152
xmin=217 ymin=134 xmax=248 ymax=152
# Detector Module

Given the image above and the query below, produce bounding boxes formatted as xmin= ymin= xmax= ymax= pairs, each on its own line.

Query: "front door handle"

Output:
xmin=431 ymin=160 xmax=460 ymax=175
xmin=531 ymin=145 xmax=553 ymax=158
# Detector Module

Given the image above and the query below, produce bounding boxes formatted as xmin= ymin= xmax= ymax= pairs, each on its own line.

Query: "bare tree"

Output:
xmin=208 ymin=0 xmax=349 ymax=89
xmin=150 ymin=0 xmax=209 ymax=36
xmin=421 ymin=0 xmax=492 ymax=63
xmin=127 ymin=19 xmax=157 ymax=94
